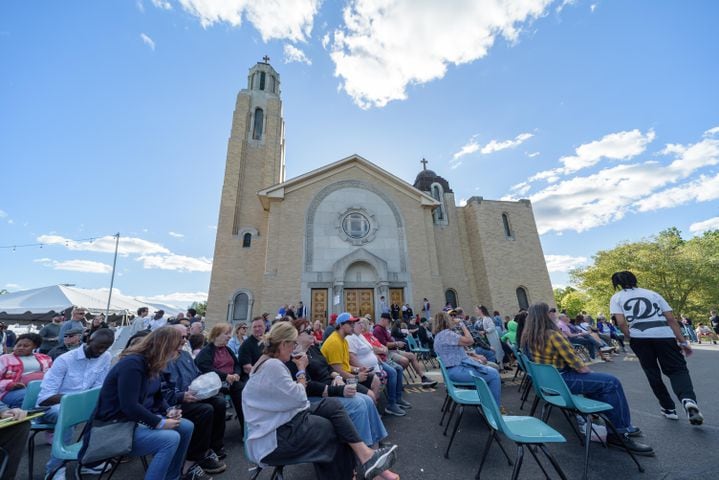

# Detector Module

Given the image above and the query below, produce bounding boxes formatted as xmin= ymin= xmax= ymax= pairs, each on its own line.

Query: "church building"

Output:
xmin=206 ymin=59 xmax=554 ymax=326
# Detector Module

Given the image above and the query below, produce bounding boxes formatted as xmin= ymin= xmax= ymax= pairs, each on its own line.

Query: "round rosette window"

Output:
xmin=336 ymin=208 xmax=378 ymax=245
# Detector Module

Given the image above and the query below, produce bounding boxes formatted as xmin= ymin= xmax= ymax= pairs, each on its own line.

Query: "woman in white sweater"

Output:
xmin=477 ymin=305 xmax=505 ymax=365
xmin=242 ymin=322 xmax=399 ymax=480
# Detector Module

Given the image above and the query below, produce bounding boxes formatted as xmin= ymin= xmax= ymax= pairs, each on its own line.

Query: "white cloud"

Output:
xmin=151 ymin=0 xmax=172 ymax=9
xmin=37 ymin=234 xmax=170 ymax=256
xmin=0 ymin=209 xmax=6 ymax=218
xmin=35 ymin=258 xmax=113 ymax=274
xmin=329 ymin=0 xmax=553 ymax=108
xmin=168 ymin=231 xmax=185 ymax=238
xmin=590 ymin=4 xmax=597 ymax=13
xmin=480 ymin=133 xmax=533 ymax=155
xmin=175 ymin=0 xmax=320 ymax=42
xmin=207 ymin=225 xmax=217 ymax=230
xmin=140 ymin=33 xmax=156 ymax=50
xmin=452 ymin=136 xmax=480 ymax=161
xmin=529 ymin=129 xmax=655 ymax=181
xmin=528 ymin=152 xmax=540 ymax=158
xmin=544 ymin=254 xmax=588 ymax=273
xmin=4 ymin=283 xmax=21 ymax=289
xmin=136 ymin=0 xmax=145 ymax=13
xmin=137 ymin=253 xmax=212 ymax=272
xmin=136 ymin=291 xmax=208 ymax=308
xmin=283 ymin=44 xmax=312 ymax=65
xmin=452 ymin=132 xmax=533 ymax=168
xmin=522 ymin=128 xmax=719 ymax=234
xmin=321 ymin=32 xmax=330 ymax=49
xmin=689 ymin=216 xmax=719 ymax=234
xmin=510 ymin=181 xmax=531 ymax=196
xmin=458 ymin=198 xmax=467 ymax=207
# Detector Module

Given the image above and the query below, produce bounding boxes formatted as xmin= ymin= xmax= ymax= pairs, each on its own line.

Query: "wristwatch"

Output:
xmin=678 ymin=341 xmax=689 ymax=347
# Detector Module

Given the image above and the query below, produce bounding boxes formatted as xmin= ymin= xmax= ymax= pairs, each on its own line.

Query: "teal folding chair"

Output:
xmin=405 ymin=335 xmax=433 ymax=368
xmin=46 ymin=388 xmax=102 ymax=480
xmin=470 ymin=373 xmax=568 ymax=480
xmin=523 ymin=360 xmax=645 ymax=480
xmin=21 ymin=380 xmax=56 ymax=480
xmin=436 ymin=358 xmax=512 ymax=463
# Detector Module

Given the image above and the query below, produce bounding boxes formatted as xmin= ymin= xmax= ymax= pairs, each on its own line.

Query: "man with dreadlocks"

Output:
xmin=610 ymin=270 xmax=703 ymax=425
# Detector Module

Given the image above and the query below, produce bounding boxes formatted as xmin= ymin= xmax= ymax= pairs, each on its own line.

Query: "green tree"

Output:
xmin=189 ymin=301 xmax=207 ymax=316
xmin=572 ymin=228 xmax=719 ymax=318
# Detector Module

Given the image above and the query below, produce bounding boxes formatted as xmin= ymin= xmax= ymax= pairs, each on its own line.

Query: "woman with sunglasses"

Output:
xmin=228 ymin=323 xmax=247 ymax=357
xmin=242 ymin=321 xmax=398 ymax=480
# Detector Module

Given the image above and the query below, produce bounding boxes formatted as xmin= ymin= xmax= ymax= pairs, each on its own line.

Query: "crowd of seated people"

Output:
xmin=1 ymin=296 xmax=674 ymax=480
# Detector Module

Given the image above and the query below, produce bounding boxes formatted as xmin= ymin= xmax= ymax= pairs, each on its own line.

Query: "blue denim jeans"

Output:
xmin=560 ymin=370 xmax=632 ymax=433
xmin=129 ymin=418 xmax=193 ymax=480
xmin=380 ymin=361 xmax=404 ymax=406
xmin=310 ymin=393 xmax=387 ymax=446
xmin=447 ymin=358 xmax=501 ymax=405
xmin=570 ymin=336 xmax=597 ymax=359
xmin=474 ymin=347 xmax=498 ymax=364
xmin=2 ymin=388 xmax=26 ymax=408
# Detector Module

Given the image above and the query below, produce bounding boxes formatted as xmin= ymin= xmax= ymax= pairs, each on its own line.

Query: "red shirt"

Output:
xmin=212 ymin=346 xmax=234 ymax=375
xmin=313 ymin=330 xmax=323 ymax=342
xmin=372 ymin=325 xmax=394 ymax=348
xmin=363 ymin=332 xmax=388 ymax=362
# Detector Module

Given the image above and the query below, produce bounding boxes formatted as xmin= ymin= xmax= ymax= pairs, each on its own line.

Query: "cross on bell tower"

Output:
xmin=420 ymin=158 xmax=428 ymax=170
xmin=262 ymin=55 xmax=270 ymax=64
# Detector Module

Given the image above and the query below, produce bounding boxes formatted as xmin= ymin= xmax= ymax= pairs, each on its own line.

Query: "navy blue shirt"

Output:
xmin=163 ymin=350 xmax=201 ymax=404
xmin=95 ymin=354 xmax=168 ymax=428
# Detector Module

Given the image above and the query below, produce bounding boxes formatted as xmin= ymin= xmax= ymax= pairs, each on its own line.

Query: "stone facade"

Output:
xmin=206 ymin=62 xmax=554 ymax=326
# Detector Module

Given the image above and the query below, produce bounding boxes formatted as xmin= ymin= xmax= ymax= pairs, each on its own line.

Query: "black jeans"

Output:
xmin=0 ymin=419 xmax=30 ymax=480
xmin=223 ymin=380 xmax=244 ymax=429
xmin=181 ymin=394 xmax=227 ymax=460
xmin=630 ymin=337 xmax=697 ymax=410
xmin=262 ymin=398 xmax=361 ymax=480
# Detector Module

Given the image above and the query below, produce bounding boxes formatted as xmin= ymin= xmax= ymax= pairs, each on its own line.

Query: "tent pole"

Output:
xmin=106 ymin=233 xmax=120 ymax=317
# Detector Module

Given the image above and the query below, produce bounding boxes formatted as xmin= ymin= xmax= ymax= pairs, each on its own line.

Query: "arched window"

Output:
xmin=502 ymin=213 xmax=513 ymax=239
xmin=233 ymin=292 xmax=249 ymax=322
xmin=270 ymin=75 xmax=276 ymax=93
xmin=445 ymin=289 xmax=458 ymax=308
xmin=250 ymin=73 xmax=255 ymax=90
xmin=516 ymin=287 xmax=529 ymax=310
xmin=252 ymin=108 xmax=263 ymax=140
xmin=242 ymin=233 xmax=252 ymax=248
xmin=259 ymin=71 xmax=266 ymax=90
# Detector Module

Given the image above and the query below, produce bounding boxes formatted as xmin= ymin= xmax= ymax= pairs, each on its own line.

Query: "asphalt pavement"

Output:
xmin=19 ymin=346 xmax=719 ymax=480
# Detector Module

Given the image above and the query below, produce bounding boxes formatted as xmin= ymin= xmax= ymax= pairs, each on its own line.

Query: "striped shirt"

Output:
xmin=529 ymin=330 xmax=585 ymax=371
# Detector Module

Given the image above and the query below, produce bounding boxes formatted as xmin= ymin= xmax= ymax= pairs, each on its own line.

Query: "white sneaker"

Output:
xmin=682 ymin=399 xmax=704 ymax=425
xmin=45 ymin=467 xmax=65 ymax=480
xmin=80 ymin=462 xmax=112 ymax=475
xmin=660 ymin=408 xmax=679 ymax=420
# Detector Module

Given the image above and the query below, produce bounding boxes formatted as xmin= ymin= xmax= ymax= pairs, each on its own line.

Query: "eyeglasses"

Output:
xmin=239 ymin=326 xmax=247 ymax=330
xmin=181 ymin=335 xmax=188 ymax=339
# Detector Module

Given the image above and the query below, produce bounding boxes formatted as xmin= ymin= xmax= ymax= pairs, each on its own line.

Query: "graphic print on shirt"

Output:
xmin=623 ymin=297 xmax=663 ymax=324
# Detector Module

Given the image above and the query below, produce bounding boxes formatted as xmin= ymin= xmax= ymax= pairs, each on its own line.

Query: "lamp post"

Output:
xmin=105 ymin=233 xmax=120 ymax=316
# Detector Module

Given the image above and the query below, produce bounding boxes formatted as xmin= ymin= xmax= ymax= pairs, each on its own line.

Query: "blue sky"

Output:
xmin=1 ymin=0 xmax=718 ymax=309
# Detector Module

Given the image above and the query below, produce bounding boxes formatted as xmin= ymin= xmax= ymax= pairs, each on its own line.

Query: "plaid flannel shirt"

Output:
xmin=530 ymin=330 xmax=585 ymax=371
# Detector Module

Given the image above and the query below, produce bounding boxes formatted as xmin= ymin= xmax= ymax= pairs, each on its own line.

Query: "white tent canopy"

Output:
xmin=0 ymin=284 xmax=177 ymax=315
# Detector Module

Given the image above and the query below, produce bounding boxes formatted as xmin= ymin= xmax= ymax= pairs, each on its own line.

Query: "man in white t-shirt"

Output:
xmin=610 ymin=271 xmax=703 ymax=425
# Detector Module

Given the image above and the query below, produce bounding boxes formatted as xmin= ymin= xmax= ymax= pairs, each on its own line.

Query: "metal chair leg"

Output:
xmin=475 ymin=430 xmax=495 ymax=479
xmin=529 ymin=395 xmax=541 ymax=416
xmin=475 ymin=407 xmax=513 ymax=466
xmin=444 ymin=405 xmax=464 ymax=459
xmin=582 ymin=415 xmax=593 ymax=480
xmin=539 ymin=444 xmax=569 ymax=480
xmin=601 ymin=414 xmax=644 ymax=472
xmin=527 ymin=445 xmax=551 ymax=480
xmin=443 ymin=401 xmax=458 ymax=436
xmin=440 ymin=397 xmax=452 ymax=426
xmin=510 ymin=444 xmax=524 ymax=480
xmin=27 ymin=429 xmax=39 ymax=480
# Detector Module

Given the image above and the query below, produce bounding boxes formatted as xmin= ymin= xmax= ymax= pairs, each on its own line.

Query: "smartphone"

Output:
xmin=25 ymin=407 xmax=50 ymax=415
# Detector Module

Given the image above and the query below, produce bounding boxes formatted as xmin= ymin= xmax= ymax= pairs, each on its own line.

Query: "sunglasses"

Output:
xmin=301 ymin=328 xmax=313 ymax=336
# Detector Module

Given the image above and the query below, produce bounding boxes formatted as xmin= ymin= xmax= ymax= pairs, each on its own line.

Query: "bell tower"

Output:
xmin=206 ymin=57 xmax=285 ymax=324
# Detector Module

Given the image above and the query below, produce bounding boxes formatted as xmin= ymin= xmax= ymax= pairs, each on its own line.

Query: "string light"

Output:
xmin=0 ymin=234 xmax=114 ymax=251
